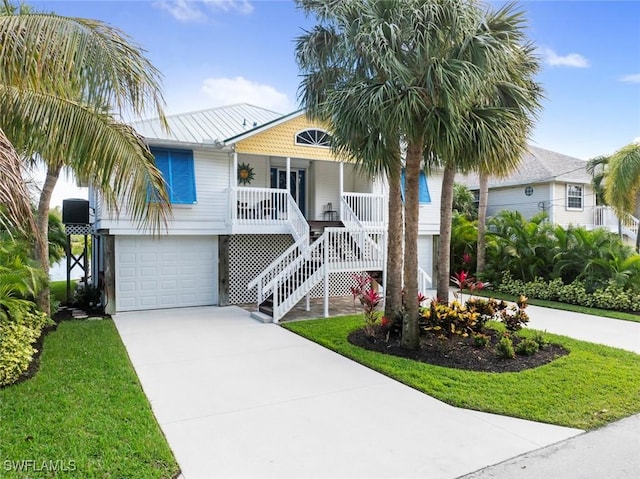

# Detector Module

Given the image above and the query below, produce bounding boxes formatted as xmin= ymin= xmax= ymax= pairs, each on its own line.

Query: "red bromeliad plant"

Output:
xmin=350 ymin=274 xmax=382 ymax=336
xmin=451 ymin=270 xmax=490 ymax=303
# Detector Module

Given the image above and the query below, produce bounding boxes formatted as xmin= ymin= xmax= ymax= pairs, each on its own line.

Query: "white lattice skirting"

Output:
xmin=228 ymin=234 xmax=361 ymax=304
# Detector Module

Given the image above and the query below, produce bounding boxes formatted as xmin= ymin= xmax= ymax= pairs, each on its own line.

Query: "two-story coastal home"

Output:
xmin=90 ymin=104 xmax=442 ymax=321
xmin=459 ymin=145 xmax=638 ymax=244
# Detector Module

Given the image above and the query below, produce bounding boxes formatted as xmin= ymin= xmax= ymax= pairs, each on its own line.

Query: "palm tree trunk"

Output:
xmin=476 ymin=171 xmax=489 ymax=275
xmin=401 ymin=139 xmax=422 ymax=350
xmin=35 ymin=163 xmax=62 ymax=316
xmin=384 ymin=163 xmax=404 ymax=319
xmin=436 ymin=164 xmax=456 ymax=303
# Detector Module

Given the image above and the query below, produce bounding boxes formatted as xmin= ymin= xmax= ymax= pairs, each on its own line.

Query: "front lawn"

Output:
xmin=0 ymin=319 xmax=179 ymax=478
xmin=284 ymin=315 xmax=640 ymax=430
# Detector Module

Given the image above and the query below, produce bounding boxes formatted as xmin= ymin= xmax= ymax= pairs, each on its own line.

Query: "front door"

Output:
xmin=270 ymin=168 xmax=306 ymax=216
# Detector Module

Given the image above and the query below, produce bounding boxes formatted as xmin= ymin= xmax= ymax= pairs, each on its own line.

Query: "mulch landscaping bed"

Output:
xmin=348 ymin=328 xmax=569 ymax=373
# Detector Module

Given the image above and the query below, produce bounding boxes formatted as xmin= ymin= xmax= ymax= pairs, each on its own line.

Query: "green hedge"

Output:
xmin=0 ymin=303 xmax=52 ymax=386
xmin=498 ymin=272 xmax=640 ymax=313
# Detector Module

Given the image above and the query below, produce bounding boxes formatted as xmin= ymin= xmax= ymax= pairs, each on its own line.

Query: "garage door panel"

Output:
xmin=115 ymin=236 xmax=218 ymax=312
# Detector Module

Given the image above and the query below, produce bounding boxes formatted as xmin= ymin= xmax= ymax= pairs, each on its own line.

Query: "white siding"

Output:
xmin=552 ymin=182 xmax=596 ymax=228
xmin=97 ymin=148 xmax=231 ymax=234
xmin=418 ymin=171 xmax=443 ymax=234
xmin=311 ymin=161 xmax=341 ymax=220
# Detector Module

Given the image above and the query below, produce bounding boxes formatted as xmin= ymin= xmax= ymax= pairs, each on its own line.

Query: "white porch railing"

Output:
xmin=594 ymin=205 xmax=639 ymax=240
xmin=342 ymin=192 xmax=386 ymax=226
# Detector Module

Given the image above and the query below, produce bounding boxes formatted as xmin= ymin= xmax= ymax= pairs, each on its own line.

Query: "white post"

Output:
xmin=339 ymin=162 xmax=344 ymax=220
xmin=324 ymin=236 xmax=329 ymax=317
xmin=305 ymin=292 xmax=310 ymax=311
xmin=232 ymin=150 xmax=238 ymax=222
xmin=286 ymin=157 xmax=291 ymax=193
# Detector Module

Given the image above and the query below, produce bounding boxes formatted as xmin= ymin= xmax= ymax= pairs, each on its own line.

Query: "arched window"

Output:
xmin=295 ymin=129 xmax=332 ymax=148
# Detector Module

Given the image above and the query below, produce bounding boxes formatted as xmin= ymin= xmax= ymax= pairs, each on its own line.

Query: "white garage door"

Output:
xmin=115 ymin=236 xmax=218 ymax=312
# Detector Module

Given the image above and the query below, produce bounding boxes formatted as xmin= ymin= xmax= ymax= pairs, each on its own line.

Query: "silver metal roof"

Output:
xmin=131 ymin=103 xmax=284 ymax=145
xmin=459 ymin=145 xmax=592 ymax=189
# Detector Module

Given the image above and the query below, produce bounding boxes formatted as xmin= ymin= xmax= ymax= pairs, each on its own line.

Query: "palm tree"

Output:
xmin=296 ymin=0 xmax=539 ymax=349
xmin=471 ymin=36 xmax=543 ymax=278
xmin=0 ymin=4 xmax=171 ymax=314
xmin=604 ymin=143 xmax=640 ymax=252
xmin=295 ymin=0 xmax=405 ymax=321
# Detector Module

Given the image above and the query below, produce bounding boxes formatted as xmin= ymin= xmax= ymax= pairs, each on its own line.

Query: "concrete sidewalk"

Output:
xmin=462 ymin=414 xmax=640 ymax=479
xmin=115 ymin=306 xmax=582 ymax=479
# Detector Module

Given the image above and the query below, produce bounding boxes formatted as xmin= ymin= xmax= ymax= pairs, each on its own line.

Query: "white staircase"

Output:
xmin=248 ymin=193 xmax=386 ymax=322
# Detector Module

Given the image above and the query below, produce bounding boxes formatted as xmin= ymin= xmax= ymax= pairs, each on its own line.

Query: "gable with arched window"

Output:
xmin=295 ymin=129 xmax=332 ymax=148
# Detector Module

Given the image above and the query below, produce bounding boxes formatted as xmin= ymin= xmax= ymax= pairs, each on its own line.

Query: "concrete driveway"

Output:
xmin=114 ymin=306 xmax=580 ymax=479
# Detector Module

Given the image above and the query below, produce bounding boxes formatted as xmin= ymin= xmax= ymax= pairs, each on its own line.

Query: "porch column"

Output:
xmin=286 ymin=157 xmax=291 ymax=193
xmin=339 ymin=162 xmax=344 ymax=219
xmin=232 ymin=151 xmax=238 ymax=188
xmin=232 ymin=150 xmax=238 ymax=221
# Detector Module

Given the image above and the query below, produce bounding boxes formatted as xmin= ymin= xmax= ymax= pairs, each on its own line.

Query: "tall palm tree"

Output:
xmin=604 ymin=142 xmax=640 ymax=251
xmin=471 ymin=35 xmax=543 ymax=277
xmin=0 ymin=4 xmax=171 ymax=313
xmin=297 ymin=0 xmax=538 ymax=349
xmin=295 ymin=0 xmax=405 ymax=320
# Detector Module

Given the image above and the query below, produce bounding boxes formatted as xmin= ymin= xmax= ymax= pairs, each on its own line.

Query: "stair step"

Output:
xmin=251 ymin=311 xmax=273 ymax=323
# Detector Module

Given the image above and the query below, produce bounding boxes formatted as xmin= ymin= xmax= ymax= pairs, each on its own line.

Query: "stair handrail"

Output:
xmin=417 ymin=266 xmax=432 ymax=293
xmin=270 ymin=227 xmax=386 ymax=321
xmin=247 ymin=190 xmax=309 ymax=304
xmin=341 ymin=196 xmax=386 ymax=261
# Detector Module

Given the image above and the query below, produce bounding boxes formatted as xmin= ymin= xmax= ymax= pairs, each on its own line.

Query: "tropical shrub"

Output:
xmin=496 ymin=335 xmax=515 ymax=359
xmin=421 ymin=300 xmax=480 ymax=338
xmin=0 ymin=238 xmax=50 ymax=386
xmin=515 ymin=338 xmax=539 ymax=356
xmin=0 ymin=307 xmax=50 ymax=386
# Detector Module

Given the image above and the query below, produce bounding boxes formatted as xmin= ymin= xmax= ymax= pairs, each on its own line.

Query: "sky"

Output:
xmin=27 ymin=0 xmax=640 ymax=206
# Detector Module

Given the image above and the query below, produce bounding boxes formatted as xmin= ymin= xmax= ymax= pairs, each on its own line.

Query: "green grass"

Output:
xmin=283 ymin=315 xmax=640 ymax=430
xmin=470 ymin=289 xmax=640 ymax=323
xmin=50 ymin=280 xmax=77 ymax=305
xmin=0 ymin=319 xmax=179 ymax=478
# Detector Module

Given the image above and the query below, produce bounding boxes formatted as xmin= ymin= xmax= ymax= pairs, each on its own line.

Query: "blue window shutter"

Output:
xmin=400 ymin=169 xmax=431 ymax=204
xmin=419 ymin=171 xmax=431 ymax=203
xmin=169 ymin=150 xmax=196 ymax=204
xmin=149 ymin=148 xmax=196 ymax=204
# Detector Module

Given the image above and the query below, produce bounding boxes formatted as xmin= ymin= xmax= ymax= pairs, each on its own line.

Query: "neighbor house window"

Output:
xmin=566 ymin=184 xmax=583 ymax=210
xmin=400 ymin=170 xmax=432 ymax=204
xmin=524 ymin=186 xmax=534 ymax=196
xmin=151 ymin=148 xmax=196 ymax=204
xmin=295 ymin=129 xmax=332 ymax=147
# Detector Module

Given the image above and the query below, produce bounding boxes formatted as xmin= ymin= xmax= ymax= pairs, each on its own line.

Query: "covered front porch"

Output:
xmin=227 ymin=152 xmax=386 ymax=235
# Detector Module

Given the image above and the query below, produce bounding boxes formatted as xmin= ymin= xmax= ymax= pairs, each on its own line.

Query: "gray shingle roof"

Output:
xmin=459 ymin=145 xmax=591 ymax=189
xmin=131 ymin=103 xmax=284 ymax=145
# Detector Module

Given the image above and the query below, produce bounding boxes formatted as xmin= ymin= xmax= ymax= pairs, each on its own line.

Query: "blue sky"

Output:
xmin=31 ymin=0 xmax=640 ymax=203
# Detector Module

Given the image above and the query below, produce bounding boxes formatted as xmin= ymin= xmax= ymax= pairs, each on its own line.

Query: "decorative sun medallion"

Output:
xmin=237 ymin=162 xmax=255 ymax=185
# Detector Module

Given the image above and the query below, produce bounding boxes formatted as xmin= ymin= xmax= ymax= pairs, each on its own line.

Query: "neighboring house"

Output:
xmin=90 ymin=104 xmax=442 ymax=321
xmin=459 ymin=145 xmax=638 ymax=244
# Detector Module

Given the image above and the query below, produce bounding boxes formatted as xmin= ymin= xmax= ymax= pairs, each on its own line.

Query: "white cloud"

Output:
xmin=154 ymin=0 xmax=253 ymax=22
xmin=201 ymin=76 xmax=293 ymax=113
xmin=634 ymin=137 xmax=640 ymax=144
xmin=539 ymin=47 xmax=590 ymax=68
xmin=619 ymin=73 xmax=640 ymax=84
